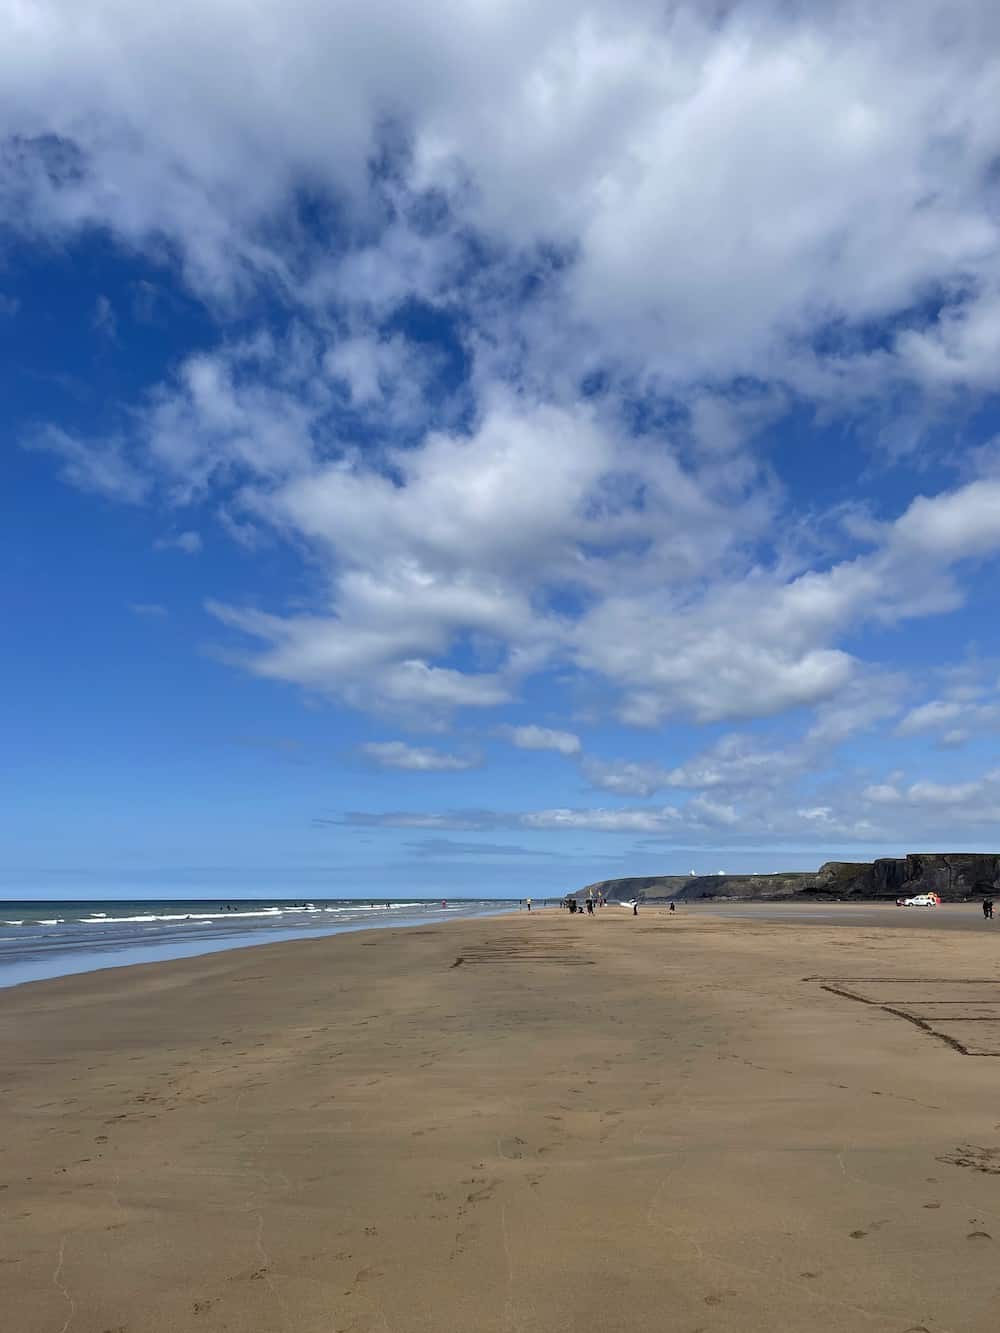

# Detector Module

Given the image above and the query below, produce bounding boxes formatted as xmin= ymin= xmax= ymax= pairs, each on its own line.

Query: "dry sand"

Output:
xmin=3 ymin=905 xmax=1000 ymax=1332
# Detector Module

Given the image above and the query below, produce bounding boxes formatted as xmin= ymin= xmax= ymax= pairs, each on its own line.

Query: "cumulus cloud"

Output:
xmin=504 ymin=725 xmax=581 ymax=756
xmin=6 ymin=2 xmax=1000 ymax=392
xmin=37 ymin=345 xmax=1000 ymax=728
xmin=12 ymin=0 xmax=1000 ymax=804
xmin=360 ymin=740 xmax=478 ymax=771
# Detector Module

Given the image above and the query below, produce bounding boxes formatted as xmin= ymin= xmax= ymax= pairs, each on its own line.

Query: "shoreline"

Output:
xmin=0 ymin=899 xmax=519 ymax=992
xmin=5 ymin=906 xmax=1000 ymax=1331
xmin=1 ymin=898 xmax=990 ymax=996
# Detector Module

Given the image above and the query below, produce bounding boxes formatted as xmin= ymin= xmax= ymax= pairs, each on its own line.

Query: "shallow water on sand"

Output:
xmin=0 ymin=898 xmax=517 ymax=988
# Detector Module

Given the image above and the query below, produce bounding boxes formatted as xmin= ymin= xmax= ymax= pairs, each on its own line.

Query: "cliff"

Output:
xmin=574 ymin=854 xmax=1000 ymax=904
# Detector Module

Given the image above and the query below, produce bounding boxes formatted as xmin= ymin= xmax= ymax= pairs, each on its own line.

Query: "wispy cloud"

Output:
xmin=26 ymin=427 xmax=150 ymax=504
xmin=92 ymin=294 xmax=117 ymax=340
xmin=359 ymin=741 xmax=480 ymax=772
xmin=405 ymin=838 xmax=560 ymax=858
xmin=154 ymin=531 xmax=202 ymax=554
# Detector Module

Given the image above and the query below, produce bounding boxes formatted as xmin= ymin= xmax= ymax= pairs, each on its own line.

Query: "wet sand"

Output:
xmin=3 ymin=905 xmax=1000 ymax=1331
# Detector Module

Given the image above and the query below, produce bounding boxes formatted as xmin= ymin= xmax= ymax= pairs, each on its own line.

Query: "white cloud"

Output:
xmin=333 ymin=758 xmax=1000 ymax=847
xmin=360 ymin=740 xmax=478 ymax=772
xmin=581 ymin=758 xmax=673 ymax=797
xmin=504 ymin=725 xmax=581 ymax=756
xmin=664 ymin=735 xmax=806 ymax=791
xmin=129 ymin=601 xmax=168 ymax=618
xmin=906 ymin=779 xmax=984 ymax=806
xmin=893 ymin=481 xmax=1000 ymax=561
xmin=26 ymin=426 xmax=149 ymax=503
xmin=12 ymin=0 xmax=1000 ymax=761
xmin=92 ymin=293 xmax=117 ymax=339
xmin=35 ymin=344 xmax=1000 ymax=729
xmin=894 ymin=664 xmax=1000 ymax=747
xmin=520 ymin=805 xmax=682 ymax=834
xmin=862 ymin=784 xmax=902 ymax=805
xmin=207 ymin=598 xmax=513 ymax=713
xmin=896 ymin=700 xmax=965 ymax=737
xmin=6 ymin=2 xmax=1000 ymax=396
xmin=154 ymin=530 xmax=202 ymax=554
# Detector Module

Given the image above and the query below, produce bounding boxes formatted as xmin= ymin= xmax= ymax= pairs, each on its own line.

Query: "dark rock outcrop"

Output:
xmin=573 ymin=854 xmax=1000 ymax=904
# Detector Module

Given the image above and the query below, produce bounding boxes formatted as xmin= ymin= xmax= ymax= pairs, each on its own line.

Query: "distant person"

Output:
xmin=526 ymin=897 xmax=532 ymax=912
xmin=669 ymin=902 xmax=676 ymax=913
xmin=632 ymin=900 xmax=638 ymax=916
xmin=983 ymin=897 xmax=994 ymax=919
xmin=586 ymin=898 xmax=594 ymax=915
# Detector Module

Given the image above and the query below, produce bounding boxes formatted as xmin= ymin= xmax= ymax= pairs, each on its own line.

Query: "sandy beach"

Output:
xmin=3 ymin=904 xmax=1000 ymax=1332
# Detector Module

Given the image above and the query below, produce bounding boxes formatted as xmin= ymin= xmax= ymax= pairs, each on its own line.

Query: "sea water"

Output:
xmin=0 ymin=898 xmax=518 ymax=989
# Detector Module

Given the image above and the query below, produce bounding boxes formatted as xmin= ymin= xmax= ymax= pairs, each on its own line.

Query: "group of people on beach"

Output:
xmin=561 ymin=895 xmax=677 ymax=916
xmin=566 ymin=894 xmax=603 ymax=914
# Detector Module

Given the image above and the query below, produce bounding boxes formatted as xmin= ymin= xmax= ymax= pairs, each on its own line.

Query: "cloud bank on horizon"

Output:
xmin=7 ymin=0 xmax=1000 ymax=886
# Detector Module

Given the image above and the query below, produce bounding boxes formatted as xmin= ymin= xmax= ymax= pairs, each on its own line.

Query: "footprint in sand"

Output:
xmin=848 ymin=1221 xmax=890 ymax=1237
xmin=939 ymin=1145 xmax=1000 ymax=1175
xmin=466 ymin=1179 xmax=499 ymax=1203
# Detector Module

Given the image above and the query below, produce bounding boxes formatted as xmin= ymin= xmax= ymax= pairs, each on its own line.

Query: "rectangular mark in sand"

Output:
xmin=805 ymin=977 xmax=1000 ymax=1055
xmin=451 ymin=938 xmax=594 ymax=967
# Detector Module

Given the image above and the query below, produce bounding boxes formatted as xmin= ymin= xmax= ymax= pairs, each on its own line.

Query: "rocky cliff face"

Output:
xmin=574 ymin=854 xmax=1000 ymax=903
xmin=576 ymin=872 xmax=813 ymax=902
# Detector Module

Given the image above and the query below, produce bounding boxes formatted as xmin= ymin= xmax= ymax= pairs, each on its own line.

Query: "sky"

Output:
xmin=4 ymin=0 xmax=1000 ymax=899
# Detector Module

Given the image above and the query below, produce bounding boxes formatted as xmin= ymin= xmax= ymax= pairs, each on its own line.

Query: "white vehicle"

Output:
xmin=896 ymin=892 xmax=941 ymax=907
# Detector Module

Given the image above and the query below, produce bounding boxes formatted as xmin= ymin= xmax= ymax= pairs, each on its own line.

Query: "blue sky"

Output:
xmin=5 ymin=1 xmax=1000 ymax=899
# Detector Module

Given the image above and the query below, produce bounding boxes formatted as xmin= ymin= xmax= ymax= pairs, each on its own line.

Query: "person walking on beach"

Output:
xmin=632 ymin=899 xmax=638 ymax=916
xmin=669 ymin=902 xmax=676 ymax=913
xmin=983 ymin=896 xmax=994 ymax=919
xmin=526 ymin=897 xmax=532 ymax=912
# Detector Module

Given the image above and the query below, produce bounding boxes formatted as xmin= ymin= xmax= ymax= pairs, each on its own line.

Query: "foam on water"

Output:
xmin=0 ymin=896 xmax=519 ymax=989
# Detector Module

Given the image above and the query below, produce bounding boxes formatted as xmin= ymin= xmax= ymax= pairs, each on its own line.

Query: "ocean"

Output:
xmin=0 ymin=897 xmax=519 ymax=989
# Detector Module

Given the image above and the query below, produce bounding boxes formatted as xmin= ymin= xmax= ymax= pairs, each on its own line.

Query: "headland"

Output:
xmin=575 ymin=850 xmax=1000 ymax=903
